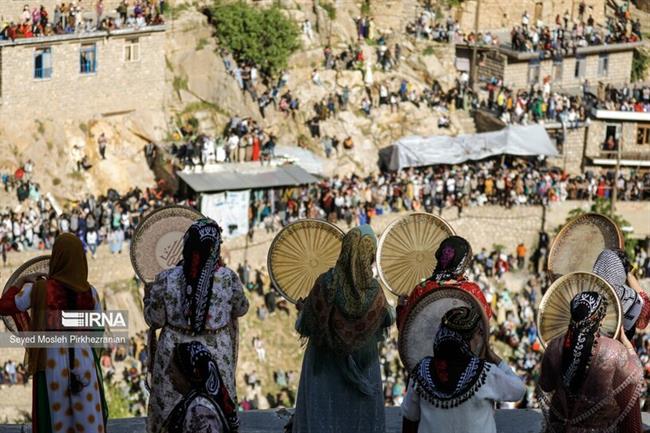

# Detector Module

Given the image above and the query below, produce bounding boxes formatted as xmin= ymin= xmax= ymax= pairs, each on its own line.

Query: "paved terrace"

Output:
xmin=0 ymin=409 xmax=649 ymax=432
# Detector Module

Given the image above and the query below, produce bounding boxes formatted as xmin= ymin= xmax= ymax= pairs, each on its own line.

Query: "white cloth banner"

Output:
xmin=201 ymin=190 xmax=250 ymax=238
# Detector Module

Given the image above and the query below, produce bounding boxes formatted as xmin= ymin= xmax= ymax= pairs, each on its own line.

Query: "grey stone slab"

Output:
xmin=0 ymin=410 xmax=648 ymax=433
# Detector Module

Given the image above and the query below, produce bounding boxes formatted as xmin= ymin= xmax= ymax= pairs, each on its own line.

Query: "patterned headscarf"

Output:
xmin=300 ymin=225 xmax=387 ymax=355
xmin=412 ymin=307 xmax=490 ymax=408
xmin=593 ymin=249 xmax=642 ymax=331
xmin=561 ymin=291 xmax=607 ymax=393
xmin=431 ymin=236 xmax=473 ymax=282
xmin=181 ymin=219 xmax=222 ymax=335
xmin=165 ymin=341 xmax=239 ymax=433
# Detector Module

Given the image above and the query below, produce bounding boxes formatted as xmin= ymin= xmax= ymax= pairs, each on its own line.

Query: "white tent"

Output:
xmin=378 ymin=124 xmax=558 ymax=171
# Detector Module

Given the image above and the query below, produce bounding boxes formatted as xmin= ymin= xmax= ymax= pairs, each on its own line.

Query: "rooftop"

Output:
xmin=0 ymin=24 xmax=166 ymax=47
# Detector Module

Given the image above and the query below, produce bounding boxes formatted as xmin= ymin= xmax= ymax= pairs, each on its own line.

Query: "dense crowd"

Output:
xmin=482 ymin=78 xmax=590 ymax=126
xmin=510 ymin=4 xmax=641 ymax=56
xmin=0 ymin=0 xmax=163 ymax=41
xmin=2 ymin=156 xmax=649 ymax=260
xmin=168 ymin=115 xmax=279 ymax=168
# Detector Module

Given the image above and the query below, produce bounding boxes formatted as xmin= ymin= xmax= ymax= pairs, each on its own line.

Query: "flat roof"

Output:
xmin=593 ymin=109 xmax=650 ymax=122
xmin=0 ymin=25 xmax=166 ymax=47
xmin=177 ymin=164 xmax=318 ymax=193
xmin=457 ymin=41 xmax=643 ymax=61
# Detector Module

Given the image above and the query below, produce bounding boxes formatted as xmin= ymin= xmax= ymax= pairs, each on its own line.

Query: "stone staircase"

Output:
xmin=453 ymin=110 xmax=478 ymax=135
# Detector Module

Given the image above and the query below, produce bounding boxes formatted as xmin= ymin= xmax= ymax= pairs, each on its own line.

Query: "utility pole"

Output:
xmin=470 ymin=0 xmax=481 ymax=91
xmin=612 ymin=134 xmax=622 ymax=212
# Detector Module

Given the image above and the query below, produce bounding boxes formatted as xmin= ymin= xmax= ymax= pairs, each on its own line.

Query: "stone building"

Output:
xmin=585 ymin=109 xmax=650 ymax=169
xmin=468 ymin=41 xmax=641 ymax=90
xmin=454 ymin=0 xmax=607 ymax=32
xmin=0 ymin=25 xmax=166 ymax=122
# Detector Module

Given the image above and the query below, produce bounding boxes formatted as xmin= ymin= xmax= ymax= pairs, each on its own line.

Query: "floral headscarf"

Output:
xmin=431 ymin=236 xmax=473 ymax=282
xmin=164 ymin=341 xmax=239 ymax=433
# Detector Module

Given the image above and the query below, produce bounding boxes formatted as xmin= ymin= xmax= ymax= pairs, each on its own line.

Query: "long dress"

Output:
xmin=538 ymin=336 xmax=645 ymax=433
xmin=144 ymin=266 xmax=249 ymax=433
xmin=291 ymin=275 xmax=393 ymax=433
xmin=0 ymin=280 xmax=108 ymax=433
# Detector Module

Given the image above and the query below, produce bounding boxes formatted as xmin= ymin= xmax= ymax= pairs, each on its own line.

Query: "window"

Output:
xmin=34 ymin=48 xmax=52 ymax=79
xmin=528 ymin=60 xmax=540 ymax=85
xmin=574 ymin=56 xmax=586 ymax=78
xmin=80 ymin=43 xmax=97 ymax=74
xmin=598 ymin=53 xmax=609 ymax=77
xmin=124 ymin=38 xmax=140 ymax=62
xmin=602 ymin=123 xmax=621 ymax=151
xmin=637 ymin=124 xmax=650 ymax=145
xmin=552 ymin=59 xmax=563 ymax=82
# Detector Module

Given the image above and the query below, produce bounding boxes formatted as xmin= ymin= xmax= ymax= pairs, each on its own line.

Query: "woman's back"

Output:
xmin=147 ymin=265 xmax=247 ymax=331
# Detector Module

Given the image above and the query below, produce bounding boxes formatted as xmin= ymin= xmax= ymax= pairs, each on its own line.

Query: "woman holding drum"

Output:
xmin=291 ymin=225 xmax=394 ymax=433
xmin=144 ymin=218 xmax=249 ymax=433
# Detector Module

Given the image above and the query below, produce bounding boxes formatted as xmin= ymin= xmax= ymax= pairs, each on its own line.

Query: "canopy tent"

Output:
xmin=378 ymin=124 xmax=558 ymax=171
xmin=177 ymin=164 xmax=317 ymax=194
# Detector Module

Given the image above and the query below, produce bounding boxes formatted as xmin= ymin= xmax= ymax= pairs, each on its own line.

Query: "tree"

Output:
xmin=209 ymin=2 xmax=300 ymax=77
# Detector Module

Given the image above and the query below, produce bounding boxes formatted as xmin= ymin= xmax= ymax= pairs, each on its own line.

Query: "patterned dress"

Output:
xmin=1 ymin=282 xmax=108 ymax=433
xmin=144 ymin=266 xmax=248 ymax=433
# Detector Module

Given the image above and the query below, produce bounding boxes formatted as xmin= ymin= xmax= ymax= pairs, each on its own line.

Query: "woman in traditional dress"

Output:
xmin=397 ymin=236 xmax=491 ymax=332
xmin=538 ymin=291 xmax=645 ymax=433
xmin=145 ymin=218 xmax=249 ymax=433
xmin=291 ymin=225 xmax=393 ymax=433
xmin=161 ymin=341 xmax=239 ymax=433
xmin=0 ymin=233 xmax=108 ymax=433
xmin=592 ymin=249 xmax=650 ymax=338
xmin=401 ymin=307 xmax=525 ymax=433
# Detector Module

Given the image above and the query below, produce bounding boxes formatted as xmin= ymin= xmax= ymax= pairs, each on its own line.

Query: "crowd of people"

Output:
xmin=0 ymin=0 xmax=163 ymax=41
xmin=510 ymin=4 xmax=641 ymax=56
xmin=168 ymin=115 xmax=279 ymax=168
xmin=2 ymin=156 xmax=649 ymax=261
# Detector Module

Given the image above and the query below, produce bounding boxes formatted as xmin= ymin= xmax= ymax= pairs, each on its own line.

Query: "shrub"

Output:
xmin=209 ymin=1 xmax=300 ymax=77
xmin=632 ymin=48 xmax=649 ymax=83
xmin=320 ymin=2 xmax=336 ymax=20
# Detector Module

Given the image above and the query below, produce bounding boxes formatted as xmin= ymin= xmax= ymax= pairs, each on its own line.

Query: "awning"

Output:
xmin=379 ymin=124 xmax=558 ymax=171
xmin=177 ymin=164 xmax=318 ymax=193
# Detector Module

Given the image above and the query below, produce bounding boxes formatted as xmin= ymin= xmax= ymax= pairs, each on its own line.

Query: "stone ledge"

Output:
xmin=1 ymin=409 xmax=649 ymax=433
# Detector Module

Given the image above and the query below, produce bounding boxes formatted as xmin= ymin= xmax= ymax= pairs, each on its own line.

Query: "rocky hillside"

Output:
xmin=0 ymin=0 xmax=474 ymax=204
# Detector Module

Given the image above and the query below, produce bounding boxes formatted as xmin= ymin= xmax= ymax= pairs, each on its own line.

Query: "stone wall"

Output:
xmin=0 ymin=26 xmax=166 ymax=124
xmin=456 ymin=0 xmax=607 ymax=31
xmin=547 ymin=126 xmax=586 ymax=174
xmin=501 ymin=50 xmax=633 ymax=90
xmin=587 ymin=119 xmax=650 ymax=158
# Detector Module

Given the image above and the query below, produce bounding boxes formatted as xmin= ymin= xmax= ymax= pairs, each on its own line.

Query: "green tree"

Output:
xmin=209 ymin=2 xmax=300 ymax=77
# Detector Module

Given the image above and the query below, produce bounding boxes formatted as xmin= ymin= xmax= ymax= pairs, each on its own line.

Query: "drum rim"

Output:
xmin=536 ymin=271 xmax=622 ymax=349
xmin=267 ymin=218 xmax=344 ymax=304
xmin=398 ymin=285 xmax=489 ymax=373
xmin=547 ymin=212 xmax=624 ymax=280
xmin=2 ymin=255 xmax=50 ymax=334
xmin=129 ymin=204 xmax=203 ymax=283
xmin=376 ymin=212 xmax=455 ymax=296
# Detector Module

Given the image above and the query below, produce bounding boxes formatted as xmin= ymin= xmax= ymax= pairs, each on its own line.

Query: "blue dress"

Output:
xmin=292 ymin=307 xmax=393 ymax=433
